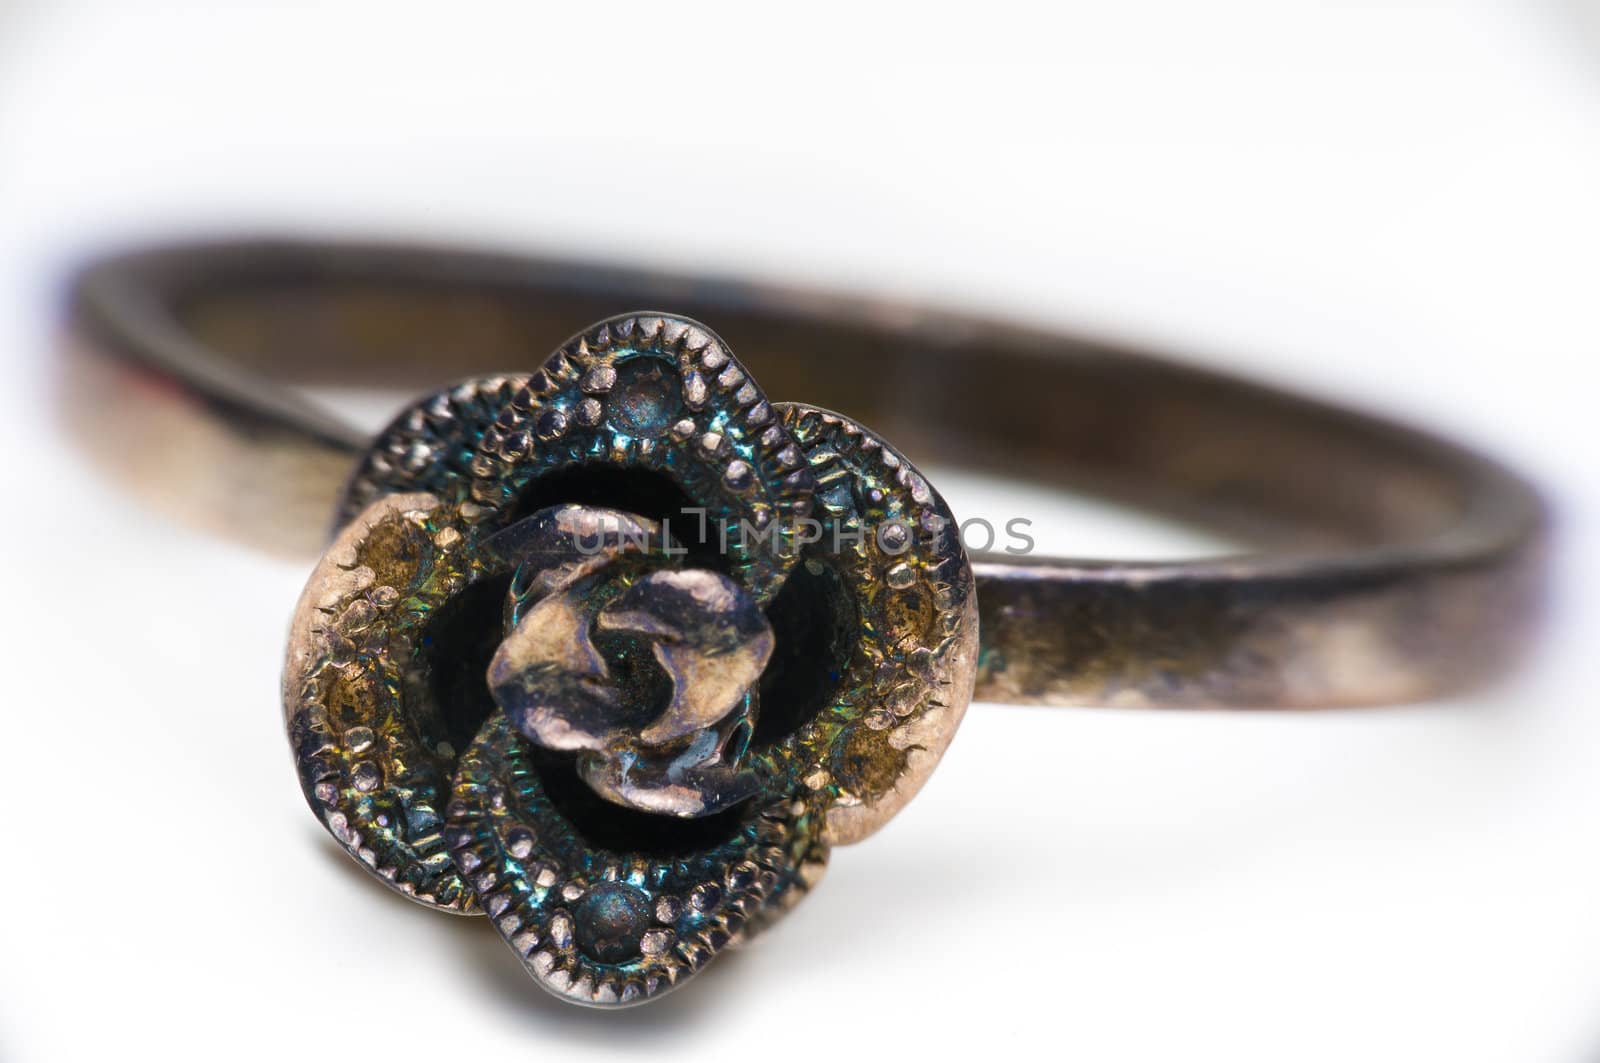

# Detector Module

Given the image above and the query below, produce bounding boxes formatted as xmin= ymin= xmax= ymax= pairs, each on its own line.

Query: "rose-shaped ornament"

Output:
xmin=283 ymin=314 xmax=977 ymax=1005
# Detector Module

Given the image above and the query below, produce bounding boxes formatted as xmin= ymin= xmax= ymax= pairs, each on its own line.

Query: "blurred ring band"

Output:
xmin=61 ymin=238 xmax=1548 ymax=709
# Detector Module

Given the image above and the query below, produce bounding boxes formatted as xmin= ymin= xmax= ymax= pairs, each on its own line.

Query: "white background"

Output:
xmin=1 ymin=2 xmax=1597 ymax=1060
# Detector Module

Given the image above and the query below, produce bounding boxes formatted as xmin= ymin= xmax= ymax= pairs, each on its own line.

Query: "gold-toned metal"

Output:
xmin=282 ymin=490 xmax=473 ymax=910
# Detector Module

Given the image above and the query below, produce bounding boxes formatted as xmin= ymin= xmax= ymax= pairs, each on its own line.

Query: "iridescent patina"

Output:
xmin=283 ymin=313 xmax=978 ymax=1005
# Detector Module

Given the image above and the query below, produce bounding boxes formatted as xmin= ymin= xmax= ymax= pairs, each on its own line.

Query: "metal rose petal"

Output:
xmin=283 ymin=492 xmax=478 ymax=912
xmin=758 ymin=403 xmax=979 ymax=846
xmin=487 ymin=504 xmax=671 ymax=623
xmin=576 ymin=732 xmax=765 ymax=818
xmin=465 ymin=313 xmax=815 ymax=606
xmin=445 ymin=715 xmax=827 ymax=1008
xmin=486 ymin=505 xmax=673 ymax=752
xmin=595 ymin=569 xmax=774 ymax=746
xmin=488 ymin=579 xmax=627 ymax=751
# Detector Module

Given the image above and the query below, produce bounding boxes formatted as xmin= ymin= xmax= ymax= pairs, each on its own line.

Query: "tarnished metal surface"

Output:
xmin=279 ymin=313 xmax=978 ymax=1003
xmin=487 ymin=509 xmax=774 ymax=818
xmin=282 ymin=490 xmax=475 ymax=910
xmin=66 ymin=238 xmax=1550 ymax=710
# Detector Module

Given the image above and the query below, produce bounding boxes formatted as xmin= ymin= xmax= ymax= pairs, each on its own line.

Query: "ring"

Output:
xmin=63 ymin=238 xmax=1548 ymax=1008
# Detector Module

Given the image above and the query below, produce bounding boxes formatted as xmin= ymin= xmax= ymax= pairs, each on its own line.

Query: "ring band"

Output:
xmin=64 ymin=237 xmax=1547 ymax=711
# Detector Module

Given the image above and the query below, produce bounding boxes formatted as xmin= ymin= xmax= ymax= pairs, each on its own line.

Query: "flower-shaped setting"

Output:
xmin=283 ymin=313 xmax=978 ymax=1005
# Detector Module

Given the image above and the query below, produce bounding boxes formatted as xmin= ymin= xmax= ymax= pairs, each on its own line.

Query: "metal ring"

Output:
xmin=58 ymin=237 xmax=1549 ymax=1007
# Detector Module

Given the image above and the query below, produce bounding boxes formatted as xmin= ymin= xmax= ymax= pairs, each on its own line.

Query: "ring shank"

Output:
xmin=62 ymin=239 xmax=1548 ymax=708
